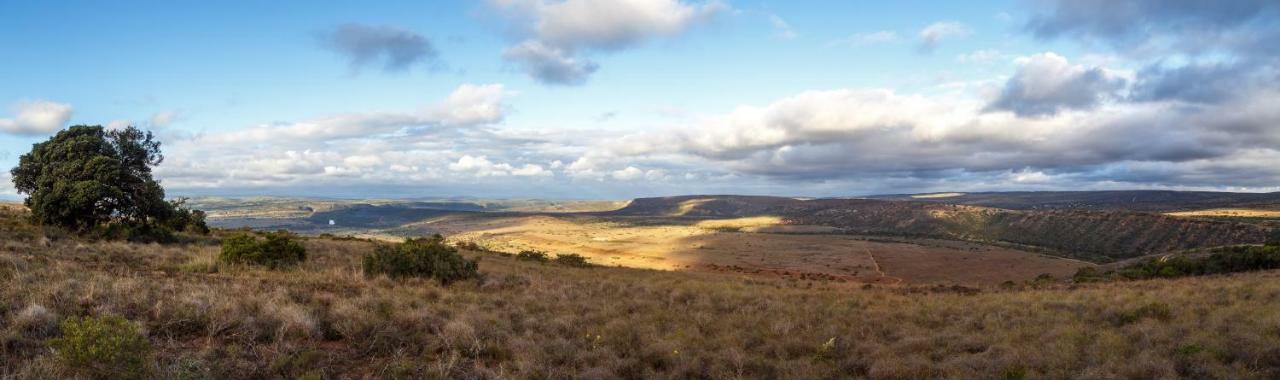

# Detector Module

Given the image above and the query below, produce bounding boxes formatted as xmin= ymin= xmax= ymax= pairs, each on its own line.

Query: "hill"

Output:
xmin=3 ymin=205 xmax=1280 ymax=378
xmin=610 ymin=195 xmax=1273 ymax=262
xmin=866 ymin=190 xmax=1280 ymax=212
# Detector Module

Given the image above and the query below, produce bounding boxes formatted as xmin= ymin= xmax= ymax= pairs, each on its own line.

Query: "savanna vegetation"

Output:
xmin=8 ymin=125 xmax=207 ymax=242
xmin=1076 ymin=243 xmax=1280 ymax=282
xmin=4 ymin=205 xmax=1280 ymax=379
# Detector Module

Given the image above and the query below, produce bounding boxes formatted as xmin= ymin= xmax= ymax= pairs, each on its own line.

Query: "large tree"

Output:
xmin=10 ymin=125 xmax=193 ymax=233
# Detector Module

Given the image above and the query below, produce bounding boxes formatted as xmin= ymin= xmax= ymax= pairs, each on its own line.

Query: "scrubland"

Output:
xmin=4 ymin=206 xmax=1280 ymax=379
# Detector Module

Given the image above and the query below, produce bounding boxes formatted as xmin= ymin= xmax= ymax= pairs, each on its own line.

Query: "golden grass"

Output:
xmin=1167 ymin=208 xmax=1280 ymax=218
xmin=417 ymin=214 xmax=1084 ymax=284
xmin=911 ymin=192 xmax=966 ymax=199
xmin=694 ymin=216 xmax=785 ymax=230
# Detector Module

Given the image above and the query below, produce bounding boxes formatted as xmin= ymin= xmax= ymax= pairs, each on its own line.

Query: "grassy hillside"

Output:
xmin=867 ymin=190 xmax=1280 ymax=212
xmin=614 ymin=196 xmax=1272 ymax=262
xmin=4 ymin=206 xmax=1280 ymax=378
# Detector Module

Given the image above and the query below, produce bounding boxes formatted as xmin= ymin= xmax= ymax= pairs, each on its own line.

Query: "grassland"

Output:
xmin=5 ymin=205 xmax=1280 ymax=378
xmin=400 ymin=213 xmax=1086 ymax=284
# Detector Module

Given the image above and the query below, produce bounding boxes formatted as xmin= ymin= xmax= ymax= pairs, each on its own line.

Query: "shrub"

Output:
xmin=1114 ymin=302 xmax=1173 ymax=325
xmin=363 ymin=236 xmax=479 ymax=284
xmin=455 ymin=241 xmax=483 ymax=251
xmin=554 ymin=253 xmax=591 ymax=267
xmin=49 ymin=315 xmax=152 ymax=379
xmin=218 ymin=231 xmax=306 ymax=269
xmin=515 ymin=250 xmax=550 ymax=263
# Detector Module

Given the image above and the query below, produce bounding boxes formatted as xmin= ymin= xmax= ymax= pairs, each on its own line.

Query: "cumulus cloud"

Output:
xmin=502 ymin=40 xmax=598 ymax=85
xmin=917 ymin=21 xmax=970 ymax=53
xmin=208 ymin=83 xmax=509 ymax=145
xmin=1025 ymin=0 xmax=1280 ymax=106
xmin=318 ymin=23 xmax=438 ymax=74
xmin=1025 ymin=0 xmax=1278 ymax=49
xmin=985 ymin=52 xmax=1128 ymax=116
xmin=557 ymin=63 xmax=1280 ymax=192
xmin=489 ymin=0 xmax=726 ymax=85
xmin=152 ymin=84 xmax=585 ymax=194
xmin=0 ymin=100 xmax=72 ymax=136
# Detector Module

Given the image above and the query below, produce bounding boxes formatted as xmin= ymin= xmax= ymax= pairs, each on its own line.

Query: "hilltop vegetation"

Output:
xmin=612 ymin=196 xmax=1272 ymax=262
xmin=4 ymin=206 xmax=1280 ymax=378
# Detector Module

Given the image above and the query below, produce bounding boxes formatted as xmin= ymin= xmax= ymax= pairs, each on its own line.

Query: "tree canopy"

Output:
xmin=10 ymin=125 xmax=205 ymax=237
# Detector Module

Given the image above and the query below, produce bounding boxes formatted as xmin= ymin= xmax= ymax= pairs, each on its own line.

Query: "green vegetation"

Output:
xmin=361 ymin=234 xmax=479 ymax=284
xmin=8 ymin=125 xmax=207 ymax=241
xmin=554 ymin=252 xmax=591 ymax=267
xmin=48 ymin=315 xmax=152 ymax=379
xmin=1076 ymin=243 xmax=1280 ymax=282
xmin=515 ymin=249 xmax=550 ymax=263
xmin=219 ymin=231 xmax=307 ymax=269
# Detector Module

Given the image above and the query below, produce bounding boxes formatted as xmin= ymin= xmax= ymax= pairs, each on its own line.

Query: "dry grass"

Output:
xmin=416 ymin=214 xmax=1085 ymax=284
xmin=910 ymin=192 xmax=966 ymax=199
xmin=4 ymin=208 xmax=1280 ymax=378
xmin=1167 ymin=208 xmax=1280 ymax=218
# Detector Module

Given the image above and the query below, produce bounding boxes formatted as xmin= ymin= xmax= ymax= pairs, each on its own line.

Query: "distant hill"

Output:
xmin=610 ymin=195 xmax=1272 ymax=262
xmin=864 ymin=190 xmax=1280 ymax=212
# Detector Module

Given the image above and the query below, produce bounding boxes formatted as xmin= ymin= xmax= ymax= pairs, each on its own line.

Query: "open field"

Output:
xmin=4 ymin=204 xmax=1280 ymax=378
xmin=402 ymin=214 xmax=1089 ymax=285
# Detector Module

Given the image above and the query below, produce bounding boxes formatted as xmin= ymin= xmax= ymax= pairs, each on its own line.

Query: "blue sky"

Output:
xmin=2 ymin=1 xmax=1278 ymax=199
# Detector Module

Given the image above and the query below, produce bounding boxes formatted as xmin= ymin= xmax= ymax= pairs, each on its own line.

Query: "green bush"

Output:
xmin=49 ymin=315 xmax=152 ymax=379
xmin=363 ymin=235 xmax=480 ymax=284
xmin=515 ymin=250 xmax=550 ymax=263
xmin=218 ymin=231 xmax=306 ymax=269
xmin=1110 ymin=244 xmax=1280 ymax=281
xmin=554 ymin=253 xmax=591 ymax=267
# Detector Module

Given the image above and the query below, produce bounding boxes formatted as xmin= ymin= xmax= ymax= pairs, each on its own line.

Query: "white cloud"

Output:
xmin=986 ymin=52 xmax=1129 ymax=116
xmin=489 ymin=0 xmax=726 ymax=84
xmin=512 ymin=164 xmax=552 ymax=177
xmin=208 ymin=83 xmax=509 ymax=145
xmin=611 ymin=166 xmax=645 ymax=180
xmin=918 ymin=21 xmax=971 ymax=53
xmin=0 ymin=100 xmax=73 ymax=136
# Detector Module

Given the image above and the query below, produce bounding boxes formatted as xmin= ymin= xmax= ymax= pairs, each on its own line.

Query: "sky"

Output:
xmin=2 ymin=0 xmax=1279 ymax=200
